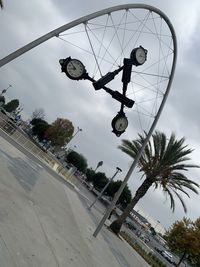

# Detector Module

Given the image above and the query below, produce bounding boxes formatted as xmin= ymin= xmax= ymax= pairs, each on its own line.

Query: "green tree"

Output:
xmin=86 ymin=168 xmax=96 ymax=182
xmin=0 ymin=95 xmax=5 ymax=105
xmin=106 ymin=180 xmax=132 ymax=209
xmin=92 ymin=172 xmax=108 ymax=190
xmin=45 ymin=118 xmax=74 ymax=147
xmin=0 ymin=0 xmax=3 ymax=9
xmin=30 ymin=118 xmax=50 ymax=141
xmin=30 ymin=118 xmax=44 ymax=125
xmin=66 ymin=151 xmax=88 ymax=173
xmin=3 ymin=99 xmax=19 ymax=112
xmin=110 ymin=131 xmax=199 ymax=234
xmin=166 ymin=217 xmax=200 ymax=266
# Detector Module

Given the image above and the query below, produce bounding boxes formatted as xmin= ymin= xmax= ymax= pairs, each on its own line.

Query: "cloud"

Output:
xmin=1 ymin=0 xmax=200 ymax=230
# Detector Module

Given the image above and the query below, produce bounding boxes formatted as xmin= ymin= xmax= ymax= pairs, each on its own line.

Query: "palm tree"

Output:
xmin=109 ymin=131 xmax=199 ymax=234
xmin=0 ymin=0 xmax=3 ymax=9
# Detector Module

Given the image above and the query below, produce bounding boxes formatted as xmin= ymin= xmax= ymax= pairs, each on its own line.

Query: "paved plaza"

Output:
xmin=0 ymin=132 xmax=149 ymax=267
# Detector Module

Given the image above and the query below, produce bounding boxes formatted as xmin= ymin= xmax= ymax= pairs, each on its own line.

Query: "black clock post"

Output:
xmin=59 ymin=46 xmax=147 ymax=136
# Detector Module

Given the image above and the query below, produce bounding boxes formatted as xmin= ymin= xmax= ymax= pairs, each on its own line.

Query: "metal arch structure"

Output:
xmin=0 ymin=4 xmax=177 ymax=236
xmin=0 ymin=4 xmax=177 ymax=68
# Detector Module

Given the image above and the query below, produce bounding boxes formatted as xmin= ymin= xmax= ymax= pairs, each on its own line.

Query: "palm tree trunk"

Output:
xmin=109 ymin=178 xmax=153 ymax=234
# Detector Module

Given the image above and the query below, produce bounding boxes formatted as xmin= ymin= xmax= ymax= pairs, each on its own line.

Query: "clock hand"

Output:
xmin=70 ymin=62 xmax=76 ymax=70
xmin=118 ymin=124 xmax=122 ymax=130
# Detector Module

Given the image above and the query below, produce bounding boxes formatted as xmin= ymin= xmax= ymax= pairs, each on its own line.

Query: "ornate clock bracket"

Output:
xmin=59 ymin=46 xmax=147 ymax=136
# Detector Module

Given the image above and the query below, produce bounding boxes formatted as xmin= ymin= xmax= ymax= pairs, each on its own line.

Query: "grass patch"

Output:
xmin=120 ymin=231 xmax=167 ymax=267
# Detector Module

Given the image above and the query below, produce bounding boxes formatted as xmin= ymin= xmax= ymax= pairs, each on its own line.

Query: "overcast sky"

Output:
xmin=0 ymin=0 xmax=200 ymax=232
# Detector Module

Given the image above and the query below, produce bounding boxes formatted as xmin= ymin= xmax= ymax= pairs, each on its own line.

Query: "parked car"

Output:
xmin=162 ymin=250 xmax=173 ymax=263
xmin=140 ymin=234 xmax=150 ymax=243
xmin=124 ymin=220 xmax=136 ymax=231
xmin=84 ymin=182 xmax=94 ymax=190
xmin=154 ymin=247 xmax=163 ymax=254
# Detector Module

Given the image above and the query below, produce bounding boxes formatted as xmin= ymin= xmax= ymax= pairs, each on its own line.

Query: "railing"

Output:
xmin=0 ymin=112 xmax=76 ymax=184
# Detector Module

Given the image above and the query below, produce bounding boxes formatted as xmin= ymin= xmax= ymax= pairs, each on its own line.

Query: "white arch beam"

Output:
xmin=0 ymin=4 xmax=176 ymax=68
xmin=0 ymin=4 xmax=177 ymax=237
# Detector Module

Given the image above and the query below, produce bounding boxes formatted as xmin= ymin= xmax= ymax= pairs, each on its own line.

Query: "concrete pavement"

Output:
xmin=0 ymin=135 xmax=149 ymax=267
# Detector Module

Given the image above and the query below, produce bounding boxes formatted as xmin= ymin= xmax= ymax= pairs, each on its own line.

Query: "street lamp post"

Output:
xmin=94 ymin=160 xmax=103 ymax=172
xmin=0 ymin=84 xmax=12 ymax=96
xmin=88 ymin=167 xmax=122 ymax=210
xmin=73 ymin=126 xmax=82 ymax=139
xmin=65 ymin=126 xmax=82 ymax=149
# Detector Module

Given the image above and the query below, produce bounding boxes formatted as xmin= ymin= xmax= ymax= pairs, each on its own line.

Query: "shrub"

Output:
xmin=120 ymin=231 xmax=168 ymax=267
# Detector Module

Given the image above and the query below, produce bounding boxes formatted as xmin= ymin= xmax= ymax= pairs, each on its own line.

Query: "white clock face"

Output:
xmin=135 ymin=48 xmax=146 ymax=65
xmin=115 ymin=117 xmax=128 ymax=132
xmin=66 ymin=59 xmax=85 ymax=79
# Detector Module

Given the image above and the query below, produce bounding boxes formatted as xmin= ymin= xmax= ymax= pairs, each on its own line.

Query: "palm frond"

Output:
xmin=169 ymin=173 xmax=199 ymax=188
xmin=169 ymin=184 xmax=190 ymax=198
xmin=163 ymin=188 xmax=175 ymax=212
xmin=119 ymin=130 xmax=199 ymax=213
xmin=159 ymin=132 xmax=167 ymax=160
xmin=171 ymin=164 xmax=200 ymax=171
xmin=171 ymin=189 xmax=187 ymax=213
